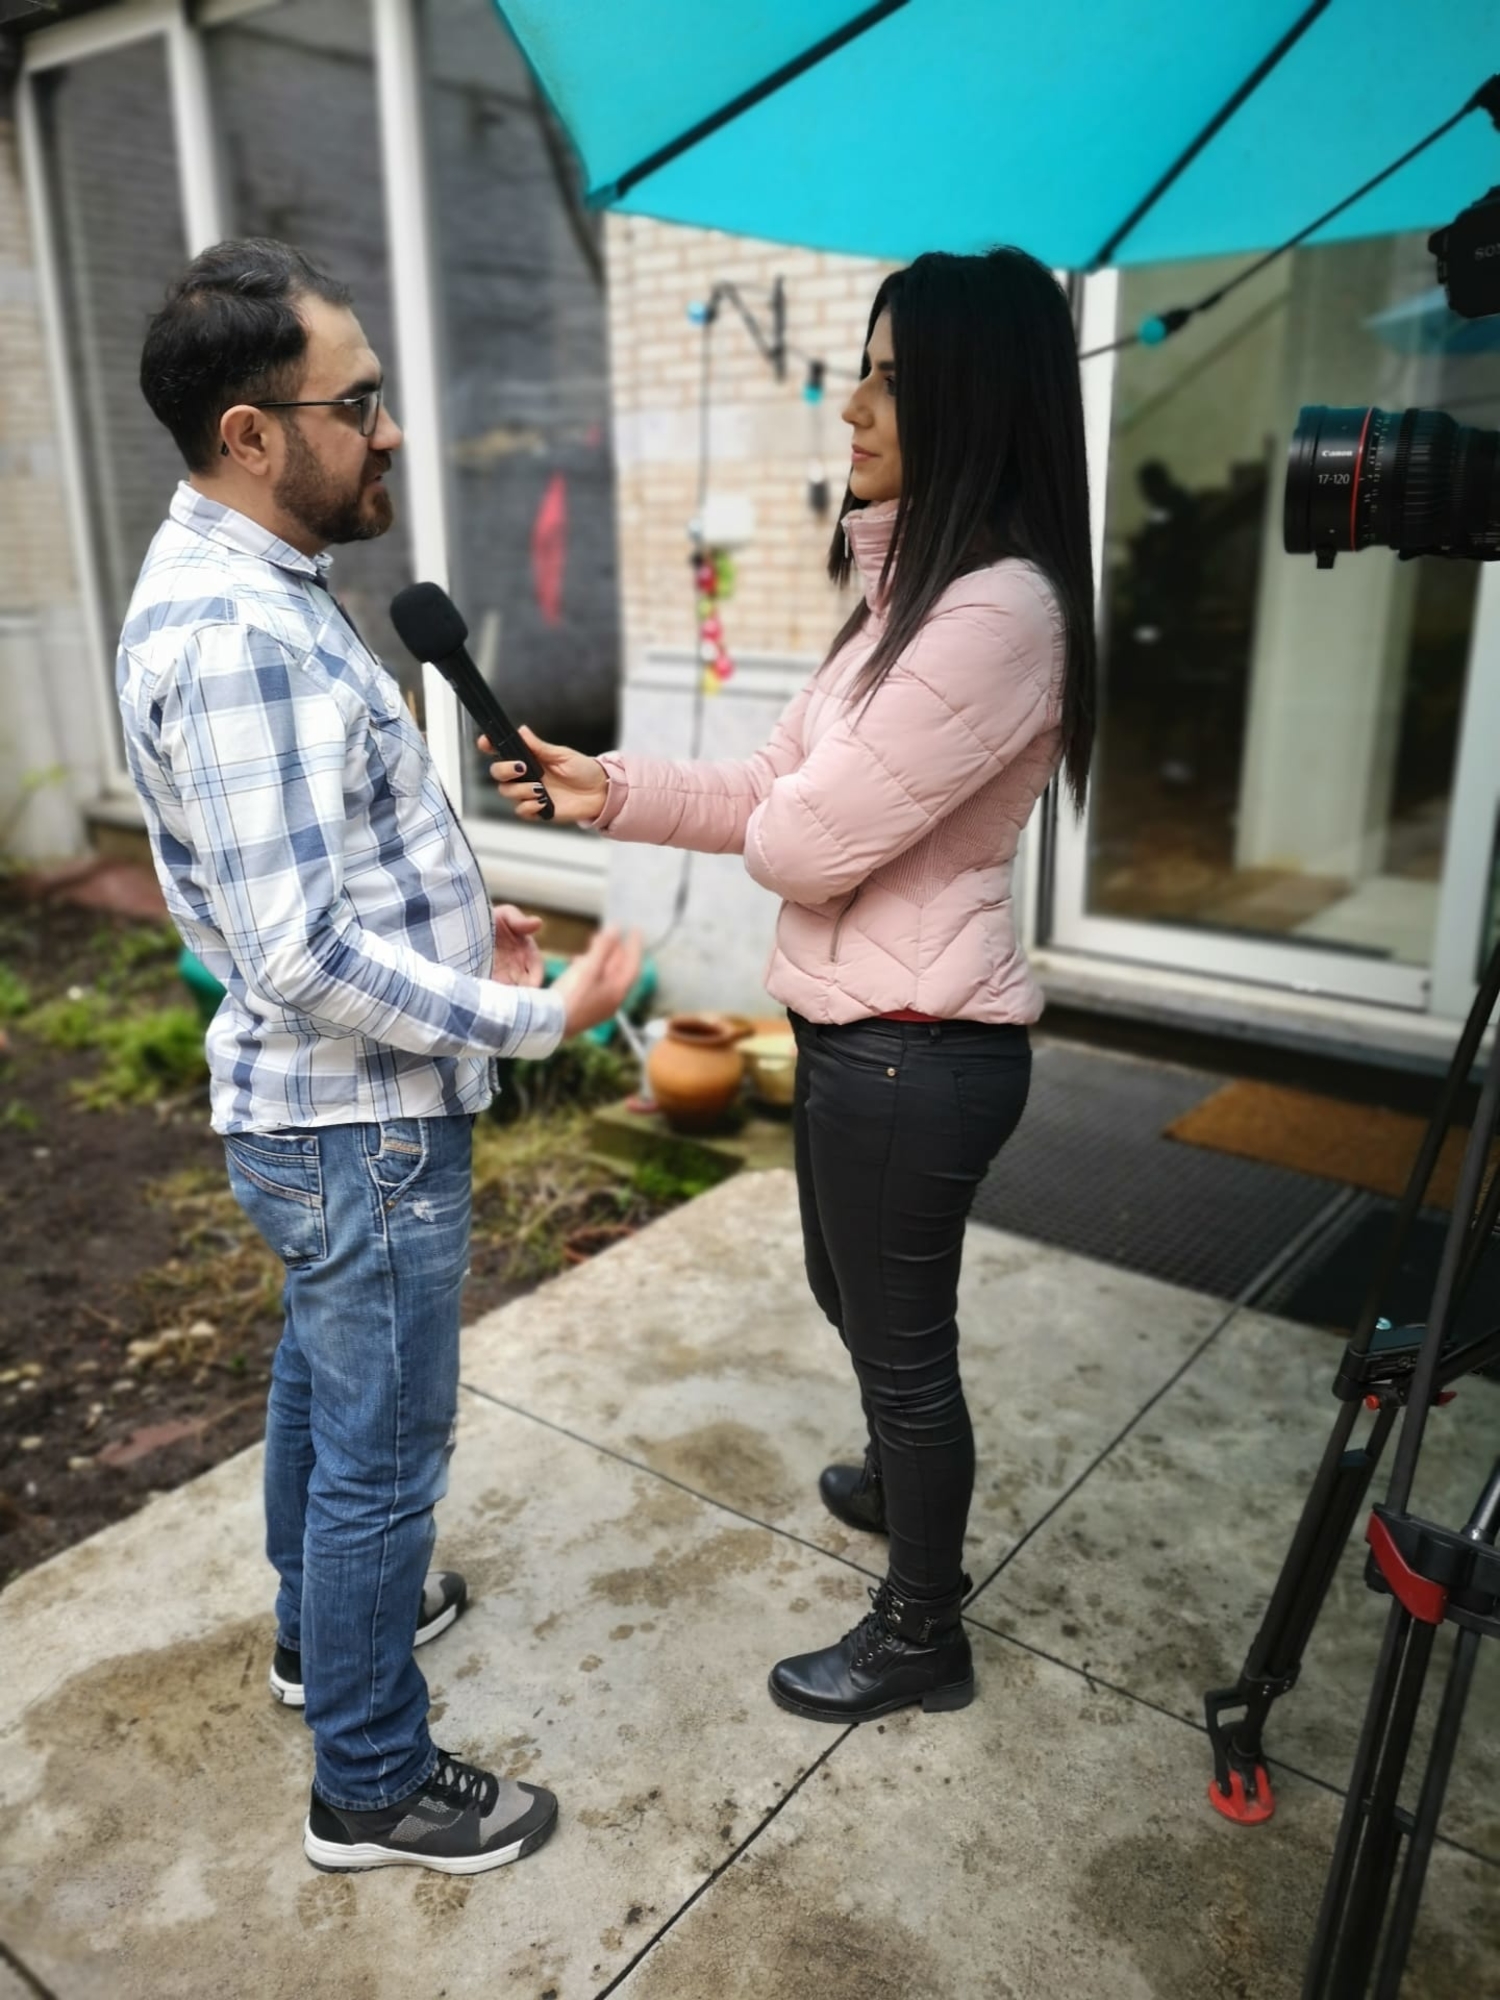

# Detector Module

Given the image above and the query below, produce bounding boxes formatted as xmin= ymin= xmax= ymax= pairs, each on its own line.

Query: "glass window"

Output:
xmin=35 ymin=39 xmax=187 ymax=699
xmin=418 ymin=0 xmax=620 ymax=818
xmin=205 ymin=0 xmax=419 ymax=699
xmin=1087 ymin=233 xmax=1499 ymax=971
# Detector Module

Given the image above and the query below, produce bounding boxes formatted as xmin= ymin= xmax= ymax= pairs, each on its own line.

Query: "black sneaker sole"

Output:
xmin=270 ymin=1594 xmax=466 ymax=1709
xmin=766 ymin=1669 xmax=974 ymax=1723
xmin=302 ymin=1796 xmax=558 ymax=1875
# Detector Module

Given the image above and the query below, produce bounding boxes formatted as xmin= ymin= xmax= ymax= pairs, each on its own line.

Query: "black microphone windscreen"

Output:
xmin=390 ymin=581 xmax=469 ymax=664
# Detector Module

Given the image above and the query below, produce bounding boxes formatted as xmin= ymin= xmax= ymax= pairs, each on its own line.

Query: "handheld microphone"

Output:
xmin=389 ymin=582 xmax=555 ymax=822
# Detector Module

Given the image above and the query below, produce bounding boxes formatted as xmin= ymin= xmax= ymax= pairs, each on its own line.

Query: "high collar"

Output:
xmin=171 ymin=481 xmax=334 ymax=583
xmin=842 ymin=498 xmax=900 ymax=609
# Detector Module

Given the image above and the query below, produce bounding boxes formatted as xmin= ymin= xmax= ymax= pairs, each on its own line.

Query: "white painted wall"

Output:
xmin=603 ymin=646 xmax=814 ymax=1017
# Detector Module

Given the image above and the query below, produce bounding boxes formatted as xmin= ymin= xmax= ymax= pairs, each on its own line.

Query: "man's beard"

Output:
xmin=274 ymin=420 xmax=393 ymax=546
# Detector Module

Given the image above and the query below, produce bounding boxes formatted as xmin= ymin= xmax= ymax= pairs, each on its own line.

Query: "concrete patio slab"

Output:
xmin=3 ymin=1177 xmax=1493 ymax=2000
xmin=461 ymin=1170 xmax=1228 ymax=1585
xmin=610 ymin=1629 xmax=1499 ymax=2000
xmin=0 ymin=1390 xmax=867 ymax=2000
xmin=970 ymin=1305 xmax=1500 ymax=1859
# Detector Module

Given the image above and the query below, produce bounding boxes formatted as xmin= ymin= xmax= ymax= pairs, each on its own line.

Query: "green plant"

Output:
xmin=494 ymin=1037 xmax=633 ymax=1124
xmin=93 ymin=922 xmax=179 ymax=992
xmin=72 ymin=1006 xmax=208 ymax=1110
xmin=0 ymin=965 xmax=30 ymax=1020
xmin=0 ymin=1098 xmax=38 ymax=1134
xmin=631 ymin=1159 xmax=719 ymax=1203
xmin=23 ymin=990 xmax=113 ymax=1051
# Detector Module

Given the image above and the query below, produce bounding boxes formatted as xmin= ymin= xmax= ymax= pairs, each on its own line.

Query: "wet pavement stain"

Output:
xmin=619 ymin=1838 xmax=935 ymax=2000
xmin=629 ymin=1421 xmax=796 ymax=1519
xmin=588 ymin=1526 xmax=774 ymax=1610
xmin=1074 ymin=1813 xmax=1500 ymax=2000
xmin=0 ymin=1617 xmax=384 ymax=1997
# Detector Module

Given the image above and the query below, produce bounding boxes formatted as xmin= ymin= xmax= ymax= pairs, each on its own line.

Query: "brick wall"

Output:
xmin=601 ymin=217 xmax=899 ymax=1012
xmin=605 ymin=215 xmax=896 ymax=677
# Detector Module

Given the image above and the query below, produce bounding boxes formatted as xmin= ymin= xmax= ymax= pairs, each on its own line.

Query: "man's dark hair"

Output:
xmin=140 ymin=239 xmax=352 ymax=473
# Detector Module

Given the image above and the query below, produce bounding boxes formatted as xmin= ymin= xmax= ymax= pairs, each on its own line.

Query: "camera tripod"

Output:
xmin=1201 ymin=930 xmax=1500 ymax=1995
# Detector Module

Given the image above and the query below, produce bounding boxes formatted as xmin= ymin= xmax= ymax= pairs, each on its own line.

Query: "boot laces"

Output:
xmin=427 ymin=1751 xmax=499 ymax=1817
xmin=849 ymin=1586 xmax=903 ymax=1668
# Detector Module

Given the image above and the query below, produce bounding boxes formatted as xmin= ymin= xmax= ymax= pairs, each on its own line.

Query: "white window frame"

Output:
xmin=19 ymin=0 xmax=607 ymax=915
xmin=1042 ymin=265 xmax=1500 ymax=1024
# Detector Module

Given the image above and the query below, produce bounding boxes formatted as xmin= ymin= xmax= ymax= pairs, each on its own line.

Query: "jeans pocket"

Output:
xmin=364 ymin=1118 xmax=430 ymax=1213
xmin=816 ymin=1022 xmax=906 ymax=1078
xmin=224 ymin=1132 xmax=327 ymax=1266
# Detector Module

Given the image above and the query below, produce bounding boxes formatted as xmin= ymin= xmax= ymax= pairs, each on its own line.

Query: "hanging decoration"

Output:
xmin=692 ymin=546 xmax=738 ymax=695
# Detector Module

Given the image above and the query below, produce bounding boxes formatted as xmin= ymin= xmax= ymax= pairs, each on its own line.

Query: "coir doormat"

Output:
xmin=1166 ymin=1080 xmax=1496 ymax=1211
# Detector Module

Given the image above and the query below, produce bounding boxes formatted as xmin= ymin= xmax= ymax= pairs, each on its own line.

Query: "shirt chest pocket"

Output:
xmin=366 ymin=690 xmax=429 ymax=799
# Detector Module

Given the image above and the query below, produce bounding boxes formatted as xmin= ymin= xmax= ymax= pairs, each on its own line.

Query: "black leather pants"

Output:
xmin=790 ymin=1011 xmax=1031 ymax=1602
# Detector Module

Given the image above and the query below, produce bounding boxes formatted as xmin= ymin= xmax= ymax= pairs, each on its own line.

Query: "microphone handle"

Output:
xmin=430 ymin=646 xmax=555 ymax=822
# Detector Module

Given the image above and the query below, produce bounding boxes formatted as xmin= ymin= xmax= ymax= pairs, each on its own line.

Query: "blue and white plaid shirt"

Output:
xmin=117 ymin=483 xmax=564 ymax=1135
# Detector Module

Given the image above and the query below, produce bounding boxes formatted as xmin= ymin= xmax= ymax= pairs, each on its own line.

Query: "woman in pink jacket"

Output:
xmin=491 ymin=248 xmax=1095 ymax=1722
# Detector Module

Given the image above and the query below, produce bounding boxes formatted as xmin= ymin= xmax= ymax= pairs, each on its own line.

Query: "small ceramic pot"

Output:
xmin=646 ymin=1014 xmax=746 ymax=1131
xmin=740 ymin=1032 xmax=797 ymax=1108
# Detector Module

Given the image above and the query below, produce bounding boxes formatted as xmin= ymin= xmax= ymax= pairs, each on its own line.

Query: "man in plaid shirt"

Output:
xmin=124 ymin=239 xmax=637 ymax=1876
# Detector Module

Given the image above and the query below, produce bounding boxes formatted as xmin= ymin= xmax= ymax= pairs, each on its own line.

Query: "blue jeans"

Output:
xmin=223 ymin=1115 xmax=473 ymax=1809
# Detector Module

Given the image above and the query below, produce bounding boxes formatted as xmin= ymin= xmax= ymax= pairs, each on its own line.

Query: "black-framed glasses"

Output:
xmin=219 ymin=386 xmax=384 ymax=454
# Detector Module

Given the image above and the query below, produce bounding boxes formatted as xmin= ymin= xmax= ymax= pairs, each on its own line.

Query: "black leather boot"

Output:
xmin=818 ymin=1450 xmax=888 ymax=1535
xmin=769 ymin=1580 xmax=973 ymax=1722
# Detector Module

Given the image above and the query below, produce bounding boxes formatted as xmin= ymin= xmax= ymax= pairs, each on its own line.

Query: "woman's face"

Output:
xmin=842 ymin=308 xmax=901 ymax=503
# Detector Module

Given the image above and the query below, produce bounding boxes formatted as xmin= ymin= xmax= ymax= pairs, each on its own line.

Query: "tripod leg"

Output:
xmin=1303 ymin=1604 xmax=1436 ymax=1999
xmin=1371 ymin=1624 xmax=1482 ymax=2000
xmin=1206 ymin=1401 xmax=1395 ymax=1825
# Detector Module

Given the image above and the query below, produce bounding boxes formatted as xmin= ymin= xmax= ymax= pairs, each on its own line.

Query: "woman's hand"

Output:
xmin=484 ymin=725 xmax=608 ymax=825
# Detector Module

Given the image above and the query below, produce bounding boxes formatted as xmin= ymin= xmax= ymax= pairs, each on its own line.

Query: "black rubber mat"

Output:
xmin=973 ymin=1042 xmax=1344 ymax=1301
xmin=1259 ymin=1195 xmax=1500 ymax=1355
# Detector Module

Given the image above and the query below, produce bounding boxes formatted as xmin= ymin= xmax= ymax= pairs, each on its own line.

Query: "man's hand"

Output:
xmin=551 ymin=926 xmax=643 ymax=1039
xmin=483 ymin=725 xmax=609 ymax=825
xmin=491 ymin=903 xmax=545 ymax=988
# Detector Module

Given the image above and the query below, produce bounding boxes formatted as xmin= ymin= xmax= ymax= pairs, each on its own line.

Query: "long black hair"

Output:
xmin=826 ymin=247 xmax=1096 ymax=810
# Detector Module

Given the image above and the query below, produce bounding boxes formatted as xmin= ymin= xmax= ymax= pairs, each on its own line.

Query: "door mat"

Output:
xmin=973 ymin=1046 xmax=1339 ymax=1301
xmin=1165 ymin=1081 xmax=1496 ymax=1211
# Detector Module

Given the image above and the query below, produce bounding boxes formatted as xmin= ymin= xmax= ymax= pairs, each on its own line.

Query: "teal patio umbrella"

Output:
xmin=493 ymin=1 xmax=1495 ymax=270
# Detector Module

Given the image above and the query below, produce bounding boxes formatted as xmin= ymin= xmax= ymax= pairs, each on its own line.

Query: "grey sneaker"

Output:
xmin=270 ymin=1571 xmax=468 ymax=1708
xmin=303 ymin=1750 xmax=557 ymax=1875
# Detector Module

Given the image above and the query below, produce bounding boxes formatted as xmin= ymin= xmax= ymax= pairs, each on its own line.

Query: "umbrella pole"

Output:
xmin=1203 ymin=928 xmax=1500 ymax=1828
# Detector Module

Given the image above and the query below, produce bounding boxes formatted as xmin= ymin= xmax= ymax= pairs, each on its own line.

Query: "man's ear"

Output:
xmin=218 ymin=403 xmax=275 ymax=475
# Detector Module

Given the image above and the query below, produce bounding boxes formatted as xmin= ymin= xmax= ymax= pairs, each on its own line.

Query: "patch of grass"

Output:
xmin=130 ymin=1168 xmax=283 ymax=1372
xmin=631 ymin=1159 xmax=719 ymax=1203
xmin=0 ymin=1098 xmax=38 ymax=1134
xmin=0 ymin=964 xmax=30 ymax=1019
xmin=72 ymin=1006 xmax=208 ymax=1110
xmin=92 ymin=922 xmax=179 ymax=994
xmin=21 ymin=984 xmax=207 ymax=1109
xmin=470 ymin=1105 xmax=688 ymax=1287
xmin=22 ymin=990 xmax=113 ymax=1050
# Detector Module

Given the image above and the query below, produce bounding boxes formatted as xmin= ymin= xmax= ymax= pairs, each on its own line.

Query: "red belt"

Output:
xmin=877 ymin=1008 xmax=944 ymax=1023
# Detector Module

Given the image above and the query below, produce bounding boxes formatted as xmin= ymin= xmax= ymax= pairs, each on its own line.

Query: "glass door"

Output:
xmin=1053 ymin=234 xmax=1500 ymax=1017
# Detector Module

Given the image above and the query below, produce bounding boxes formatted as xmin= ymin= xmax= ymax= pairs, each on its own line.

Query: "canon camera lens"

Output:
xmin=1284 ymin=405 xmax=1499 ymax=566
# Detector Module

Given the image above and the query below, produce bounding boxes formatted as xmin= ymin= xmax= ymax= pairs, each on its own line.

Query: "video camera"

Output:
xmin=1284 ymin=182 xmax=1500 ymax=567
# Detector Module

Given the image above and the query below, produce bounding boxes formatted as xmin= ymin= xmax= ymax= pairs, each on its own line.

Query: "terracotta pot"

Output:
xmin=647 ymin=1014 xmax=745 ymax=1131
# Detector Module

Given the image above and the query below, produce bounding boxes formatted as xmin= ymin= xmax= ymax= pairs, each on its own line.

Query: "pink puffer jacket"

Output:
xmin=594 ymin=500 xmax=1065 ymax=1025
